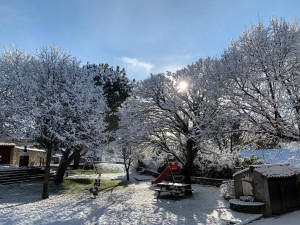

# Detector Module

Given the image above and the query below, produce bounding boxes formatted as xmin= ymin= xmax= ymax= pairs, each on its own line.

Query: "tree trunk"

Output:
xmin=182 ymin=162 xmax=193 ymax=196
xmin=125 ymin=167 xmax=130 ymax=181
xmin=54 ymin=148 xmax=80 ymax=184
xmin=42 ymin=145 xmax=52 ymax=199
xmin=72 ymin=150 xmax=81 ymax=169
xmin=123 ymin=152 xmax=132 ymax=181
xmin=54 ymin=161 xmax=69 ymax=183
xmin=183 ymin=139 xmax=195 ymax=185
xmin=183 ymin=163 xmax=192 ymax=184
xmin=124 ymin=161 xmax=131 ymax=181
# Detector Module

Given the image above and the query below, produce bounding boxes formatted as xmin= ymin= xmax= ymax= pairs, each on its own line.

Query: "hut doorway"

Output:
xmin=0 ymin=146 xmax=13 ymax=164
xmin=268 ymin=177 xmax=299 ymax=214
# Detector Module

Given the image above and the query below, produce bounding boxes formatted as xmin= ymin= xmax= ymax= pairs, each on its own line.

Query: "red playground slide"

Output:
xmin=151 ymin=167 xmax=170 ymax=184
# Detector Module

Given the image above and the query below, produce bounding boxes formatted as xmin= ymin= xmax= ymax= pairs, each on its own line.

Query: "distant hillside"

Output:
xmin=240 ymin=149 xmax=300 ymax=167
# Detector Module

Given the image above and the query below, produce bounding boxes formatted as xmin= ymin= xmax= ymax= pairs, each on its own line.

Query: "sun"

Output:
xmin=178 ymin=81 xmax=188 ymax=91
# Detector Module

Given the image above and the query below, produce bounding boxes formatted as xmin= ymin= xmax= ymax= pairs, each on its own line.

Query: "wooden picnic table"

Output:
xmin=155 ymin=182 xmax=193 ymax=200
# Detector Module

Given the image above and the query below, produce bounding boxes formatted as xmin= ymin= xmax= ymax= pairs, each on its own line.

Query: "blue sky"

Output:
xmin=0 ymin=0 xmax=300 ymax=81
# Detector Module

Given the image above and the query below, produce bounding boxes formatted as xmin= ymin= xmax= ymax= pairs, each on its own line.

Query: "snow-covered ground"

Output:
xmin=0 ymin=164 xmax=299 ymax=225
xmin=251 ymin=211 xmax=300 ymax=225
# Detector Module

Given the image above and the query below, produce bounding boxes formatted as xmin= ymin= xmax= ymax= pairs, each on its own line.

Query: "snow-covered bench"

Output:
xmin=154 ymin=182 xmax=194 ymax=200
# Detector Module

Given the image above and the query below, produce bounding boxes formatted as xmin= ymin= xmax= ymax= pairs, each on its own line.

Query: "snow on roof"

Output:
xmin=15 ymin=146 xmax=46 ymax=152
xmin=233 ymin=168 xmax=249 ymax=177
xmin=253 ymin=164 xmax=300 ymax=178
xmin=234 ymin=164 xmax=300 ymax=178
xmin=0 ymin=142 xmax=15 ymax=146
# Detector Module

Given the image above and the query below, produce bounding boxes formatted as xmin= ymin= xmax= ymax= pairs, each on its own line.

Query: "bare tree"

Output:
xmin=221 ymin=18 xmax=300 ymax=143
xmin=119 ymin=58 xmax=226 ymax=183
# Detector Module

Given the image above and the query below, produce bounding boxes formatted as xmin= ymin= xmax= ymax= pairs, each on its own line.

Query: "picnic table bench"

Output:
xmin=155 ymin=182 xmax=194 ymax=200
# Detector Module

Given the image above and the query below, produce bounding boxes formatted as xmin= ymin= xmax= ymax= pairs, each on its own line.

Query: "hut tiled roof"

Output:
xmin=253 ymin=164 xmax=300 ymax=178
xmin=233 ymin=164 xmax=300 ymax=178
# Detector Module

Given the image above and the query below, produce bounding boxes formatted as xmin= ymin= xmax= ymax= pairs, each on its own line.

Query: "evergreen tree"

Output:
xmin=84 ymin=63 xmax=134 ymax=133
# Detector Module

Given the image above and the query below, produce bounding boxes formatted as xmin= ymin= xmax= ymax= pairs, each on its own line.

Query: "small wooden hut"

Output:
xmin=233 ymin=164 xmax=300 ymax=216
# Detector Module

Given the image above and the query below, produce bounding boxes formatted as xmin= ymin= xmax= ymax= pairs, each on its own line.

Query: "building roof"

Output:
xmin=233 ymin=164 xmax=300 ymax=178
xmin=0 ymin=143 xmax=15 ymax=146
xmin=15 ymin=146 xmax=46 ymax=153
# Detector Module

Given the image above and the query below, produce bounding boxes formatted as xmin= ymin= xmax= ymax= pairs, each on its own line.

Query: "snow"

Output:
xmin=251 ymin=211 xmax=300 ymax=225
xmin=229 ymin=199 xmax=265 ymax=206
xmin=0 ymin=143 xmax=15 ymax=146
xmin=1 ymin=165 xmax=300 ymax=224
xmin=0 ymin=165 xmax=20 ymax=170
xmin=253 ymin=164 xmax=300 ymax=178
xmin=0 ymin=170 xmax=255 ymax=225
xmin=15 ymin=146 xmax=46 ymax=152
xmin=233 ymin=164 xmax=300 ymax=178
xmin=233 ymin=168 xmax=249 ymax=177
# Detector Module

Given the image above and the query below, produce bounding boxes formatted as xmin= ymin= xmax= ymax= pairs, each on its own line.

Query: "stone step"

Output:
xmin=0 ymin=167 xmax=45 ymax=185
xmin=0 ymin=173 xmax=43 ymax=180
xmin=0 ymin=168 xmax=43 ymax=174
xmin=0 ymin=175 xmax=44 ymax=185
xmin=0 ymin=172 xmax=28 ymax=176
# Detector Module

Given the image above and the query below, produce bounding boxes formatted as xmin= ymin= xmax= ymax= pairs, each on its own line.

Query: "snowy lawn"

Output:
xmin=0 ymin=168 xmax=299 ymax=225
xmin=251 ymin=211 xmax=300 ymax=225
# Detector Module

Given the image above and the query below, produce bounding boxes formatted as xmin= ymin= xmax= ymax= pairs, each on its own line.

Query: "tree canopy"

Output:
xmin=0 ymin=46 xmax=109 ymax=197
xmin=221 ymin=18 xmax=300 ymax=143
xmin=1 ymin=17 xmax=300 ymax=189
xmin=117 ymin=18 xmax=300 ymax=181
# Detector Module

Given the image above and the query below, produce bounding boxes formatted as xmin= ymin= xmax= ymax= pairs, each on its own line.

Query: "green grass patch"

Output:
xmin=77 ymin=170 xmax=97 ymax=175
xmin=68 ymin=165 xmax=123 ymax=175
xmin=98 ymin=168 xmax=123 ymax=174
xmin=50 ymin=178 xmax=124 ymax=195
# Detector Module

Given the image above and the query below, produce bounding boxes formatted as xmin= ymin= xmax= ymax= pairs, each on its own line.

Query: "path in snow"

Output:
xmin=1 ymin=170 xmax=297 ymax=225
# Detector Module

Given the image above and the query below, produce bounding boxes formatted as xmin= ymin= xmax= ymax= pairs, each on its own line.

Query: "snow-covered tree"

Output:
xmin=0 ymin=46 xmax=108 ymax=198
xmin=111 ymin=102 xmax=147 ymax=181
xmin=119 ymin=58 xmax=226 ymax=183
xmin=0 ymin=46 xmax=33 ymax=140
xmin=221 ymin=18 xmax=300 ymax=144
xmin=110 ymin=134 xmax=138 ymax=181
xmin=29 ymin=46 xmax=108 ymax=197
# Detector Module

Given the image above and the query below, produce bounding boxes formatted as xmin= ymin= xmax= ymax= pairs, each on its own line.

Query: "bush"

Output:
xmin=191 ymin=164 xmax=233 ymax=179
xmin=220 ymin=180 xmax=235 ymax=200
xmin=136 ymin=159 xmax=147 ymax=170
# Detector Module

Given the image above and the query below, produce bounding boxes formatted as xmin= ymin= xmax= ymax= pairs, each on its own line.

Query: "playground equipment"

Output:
xmin=151 ymin=158 xmax=182 ymax=184
xmin=151 ymin=166 xmax=170 ymax=184
xmin=82 ymin=157 xmax=101 ymax=199
xmin=89 ymin=173 xmax=101 ymax=199
xmin=170 ymin=161 xmax=179 ymax=172
xmin=81 ymin=157 xmax=99 ymax=174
